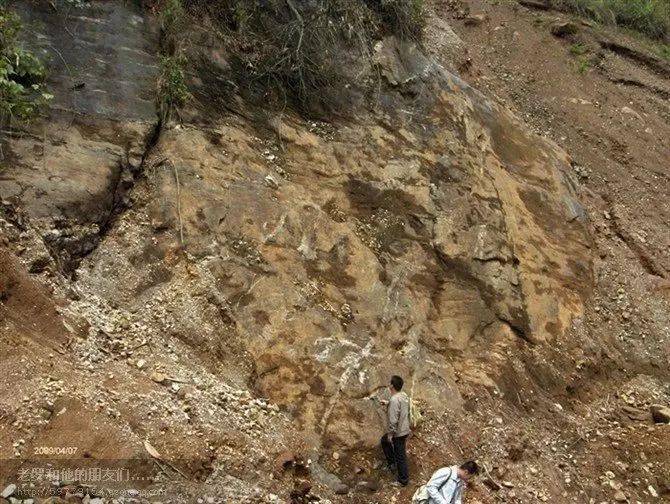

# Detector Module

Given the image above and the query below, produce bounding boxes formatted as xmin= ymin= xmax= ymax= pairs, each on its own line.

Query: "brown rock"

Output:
xmin=464 ymin=14 xmax=488 ymax=26
xmin=334 ymin=483 xmax=350 ymax=495
xmin=650 ymin=404 xmax=670 ymax=424
xmin=274 ymin=450 xmax=296 ymax=473
xmin=150 ymin=371 xmax=167 ymax=384
xmin=357 ymin=480 xmax=380 ymax=493
xmin=551 ymin=21 xmax=579 ymax=37
xmin=622 ymin=405 xmax=648 ymax=421
xmin=291 ymin=480 xmax=312 ymax=497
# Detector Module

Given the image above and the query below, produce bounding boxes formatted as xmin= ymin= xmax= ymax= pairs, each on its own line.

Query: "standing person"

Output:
xmin=380 ymin=375 xmax=411 ymax=487
xmin=412 ymin=460 xmax=479 ymax=504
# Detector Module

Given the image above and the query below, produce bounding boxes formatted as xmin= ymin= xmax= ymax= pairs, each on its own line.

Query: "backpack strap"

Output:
xmin=436 ymin=467 xmax=453 ymax=493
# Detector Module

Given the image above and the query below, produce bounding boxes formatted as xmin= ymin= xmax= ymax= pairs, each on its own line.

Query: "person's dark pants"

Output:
xmin=380 ymin=434 xmax=409 ymax=485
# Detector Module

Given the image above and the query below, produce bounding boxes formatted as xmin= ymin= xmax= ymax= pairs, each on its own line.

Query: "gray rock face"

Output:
xmin=16 ymin=0 xmax=158 ymax=120
xmin=1 ymin=1 xmax=159 ymax=271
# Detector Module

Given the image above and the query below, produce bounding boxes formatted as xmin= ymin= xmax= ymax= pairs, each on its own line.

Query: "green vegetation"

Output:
xmin=550 ymin=0 xmax=670 ymax=40
xmin=0 ymin=5 xmax=51 ymax=123
xmin=157 ymin=55 xmax=190 ymax=122
xmin=155 ymin=0 xmax=189 ymax=122
xmin=570 ymin=42 xmax=589 ymax=55
xmin=576 ymin=56 xmax=590 ymax=73
xmin=159 ymin=0 xmax=185 ymax=51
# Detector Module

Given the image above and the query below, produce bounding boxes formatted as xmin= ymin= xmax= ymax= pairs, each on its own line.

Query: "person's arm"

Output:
xmin=426 ymin=469 xmax=451 ymax=504
xmin=388 ymin=396 xmax=400 ymax=437
xmin=454 ymin=480 xmax=466 ymax=504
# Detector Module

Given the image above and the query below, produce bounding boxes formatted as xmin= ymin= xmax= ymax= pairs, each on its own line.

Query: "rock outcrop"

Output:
xmin=0 ymin=1 xmax=616 ymax=501
xmin=2 ymin=1 xmax=591 ymax=451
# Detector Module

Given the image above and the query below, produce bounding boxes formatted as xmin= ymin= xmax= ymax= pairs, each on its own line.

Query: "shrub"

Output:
xmin=0 ymin=6 xmax=51 ymax=123
xmin=175 ymin=0 xmax=427 ymax=115
xmin=551 ymin=0 xmax=670 ymax=40
xmin=570 ymin=42 xmax=589 ymax=55
xmin=157 ymin=54 xmax=190 ymax=122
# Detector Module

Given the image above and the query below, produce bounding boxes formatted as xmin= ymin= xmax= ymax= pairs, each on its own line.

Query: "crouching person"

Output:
xmin=412 ymin=460 xmax=479 ymax=504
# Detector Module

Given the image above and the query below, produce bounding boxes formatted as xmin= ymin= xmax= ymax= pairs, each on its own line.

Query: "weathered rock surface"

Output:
xmin=3 ymin=1 xmax=640 ymax=502
xmin=63 ymin=35 xmax=590 ymax=450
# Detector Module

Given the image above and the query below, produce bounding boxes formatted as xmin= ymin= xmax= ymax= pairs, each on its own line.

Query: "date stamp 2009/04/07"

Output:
xmin=33 ymin=446 xmax=78 ymax=455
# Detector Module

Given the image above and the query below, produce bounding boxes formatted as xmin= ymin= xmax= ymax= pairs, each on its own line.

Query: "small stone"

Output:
xmin=1 ymin=485 xmax=16 ymax=499
xmin=150 ymin=371 xmax=167 ymax=384
xmin=357 ymin=480 xmax=380 ymax=492
xmin=264 ymin=175 xmax=279 ymax=190
xmin=464 ymin=14 xmax=488 ymax=26
xmin=136 ymin=359 xmax=146 ymax=369
xmin=334 ymin=484 xmax=349 ymax=495
xmin=621 ymin=106 xmax=642 ymax=120
xmin=613 ymin=490 xmax=627 ymax=502
xmin=332 ymin=451 xmax=340 ymax=461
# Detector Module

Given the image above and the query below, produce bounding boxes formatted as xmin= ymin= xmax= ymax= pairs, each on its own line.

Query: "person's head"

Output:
xmin=458 ymin=461 xmax=479 ymax=481
xmin=389 ymin=375 xmax=404 ymax=393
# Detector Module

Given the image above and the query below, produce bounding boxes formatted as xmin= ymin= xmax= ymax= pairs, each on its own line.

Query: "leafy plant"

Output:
xmin=0 ymin=6 xmax=51 ymax=123
xmin=160 ymin=0 xmax=185 ymax=47
xmin=570 ymin=42 xmax=589 ymax=55
xmin=576 ymin=56 xmax=590 ymax=73
xmin=157 ymin=54 xmax=190 ymax=122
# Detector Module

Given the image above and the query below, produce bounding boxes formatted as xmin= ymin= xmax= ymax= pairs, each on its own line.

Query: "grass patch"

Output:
xmin=576 ymin=56 xmax=590 ymax=73
xmin=550 ymin=0 xmax=670 ymax=40
xmin=0 ymin=5 xmax=51 ymax=124
xmin=570 ymin=42 xmax=589 ymax=55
